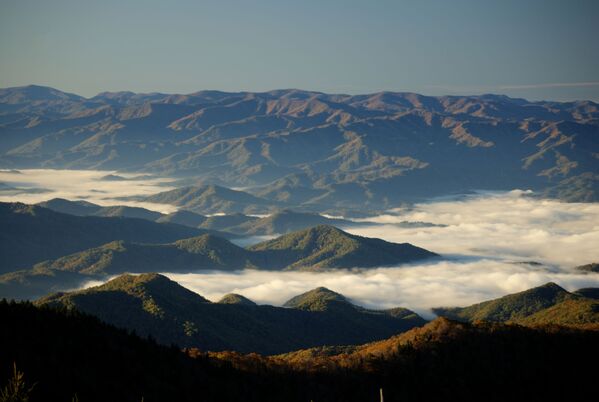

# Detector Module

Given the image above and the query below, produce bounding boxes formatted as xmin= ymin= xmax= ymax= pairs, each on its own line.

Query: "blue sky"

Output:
xmin=1 ymin=0 xmax=598 ymax=101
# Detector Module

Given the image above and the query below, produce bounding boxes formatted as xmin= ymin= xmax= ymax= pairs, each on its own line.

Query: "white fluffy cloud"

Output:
xmin=347 ymin=190 xmax=599 ymax=267
xmin=3 ymin=170 xmax=598 ymax=315
xmin=164 ymin=261 xmax=599 ymax=319
xmin=0 ymin=169 xmax=178 ymax=213
xmin=165 ymin=190 xmax=599 ymax=316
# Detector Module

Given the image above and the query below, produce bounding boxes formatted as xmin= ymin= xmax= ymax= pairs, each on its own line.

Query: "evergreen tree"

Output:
xmin=0 ymin=363 xmax=35 ymax=402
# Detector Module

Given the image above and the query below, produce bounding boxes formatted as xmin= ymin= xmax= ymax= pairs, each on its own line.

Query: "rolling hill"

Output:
xmin=0 ymin=234 xmax=253 ymax=300
xmin=283 ymin=287 xmax=350 ymax=311
xmin=12 ymin=234 xmax=251 ymax=276
xmin=35 ymin=273 xmax=426 ymax=354
xmin=433 ymin=282 xmax=599 ymax=327
xmin=1 ymin=225 xmax=436 ymax=299
xmin=142 ymin=185 xmax=278 ymax=214
xmin=197 ymin=212 xmax=258 ymax=231
xmin=248 ymin=225 xmax=438 ymax=270
xmin=155 ymin=209 xmax=208 ymax=226
xmin=38 ymin=197 xmax=164 ymax=220
xmin=224 ymin=209 xmax=361 ymax=235
xmin=191 ymin=209 xmax=363 ymax=235
xmin=36 ymin=197 xmax=368 ymax=235
xmin=0 ymin=201 xmax=213 ymax=273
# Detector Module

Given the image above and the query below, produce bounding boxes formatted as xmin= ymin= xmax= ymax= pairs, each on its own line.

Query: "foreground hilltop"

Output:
xmin=36 ymin=273 xmax=425 ymax=354
xmin=1 ymin=85 xmax=598 ymax=208
xmin=2 ymin=300 xmax=598 ymax=401
xmin=433 ymin=282 xmax=599 ymax=328
xmin=32 ymin=273 xmax=599 ymax=357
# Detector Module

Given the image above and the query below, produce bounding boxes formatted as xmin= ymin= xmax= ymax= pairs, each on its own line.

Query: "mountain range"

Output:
xmin=35 ymin=273 xmax=426 ymax=354
xmin=37 ymin=197 xmax=370 ymax=234
xmin=29 ymin=273 xmax=599 ymax=356
xmin=37 ymin=197 xmax=164 ymax=221
xmin=0 ymin=208 xmax=437 ymax=299
xmin=1 ymin=85 xmax=598 ymax=210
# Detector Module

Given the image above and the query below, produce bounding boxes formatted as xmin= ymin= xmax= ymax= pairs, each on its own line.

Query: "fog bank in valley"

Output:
xmin=0 ymin=169 xmax=177 ymax=213
xmin=3 ymin=170 xmax=598 ymax=315
xmin=165 ymin=261 xmax=599 ymax=318
xmin=347 ymin=190 xmax=599 ymax=267
xmin=163 ymin=191 xmax=599 ymax=316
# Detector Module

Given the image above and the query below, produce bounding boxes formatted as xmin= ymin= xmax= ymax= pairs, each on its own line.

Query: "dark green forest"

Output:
xmin=2 ymin=300 xmax=598 ymax=402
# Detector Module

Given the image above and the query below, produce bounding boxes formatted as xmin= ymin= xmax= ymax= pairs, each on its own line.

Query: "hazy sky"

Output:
xmin=1 ymin=0 xmax=598 ymax=101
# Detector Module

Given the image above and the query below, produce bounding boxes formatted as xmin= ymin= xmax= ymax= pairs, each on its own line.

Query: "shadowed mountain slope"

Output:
xmin=3 ymin=300 xmax=599 ymax=401
xmin=227 ymin=209 xmax=360 ymax=235
xmin=36 ymin=197 xmax=369 ymax=236
xmin=36 ymin=273 xmax=426 ymax=354
xmin=156 ymin=209 xmax=208 ymax=226
xmin=143 ymin=185 xmax=278 ymax=214
xmin=38 ymin=197 xmax=164 ymax=220
xmin=198 ymin=212 xmax=259 ymax=231
xmin=0 ymin=202 xmax=211 ymax=273
xmin=0 ymin=234 xmax=253 ymax=300
xmin=191 ymin=209 xmax=363 ymax=235
xmin=0 ymin=224 xmax=436 ymax=300
xmin=574 ymin=287 xmax=599 ymax=299
xmin=33 ymin=235 xmax=253 ymax=275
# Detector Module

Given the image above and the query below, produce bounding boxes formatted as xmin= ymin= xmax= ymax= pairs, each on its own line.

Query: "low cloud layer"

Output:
xmin=3 ymin=170 xmax=598 ymax=315
xmin=165 ymin=190 xmax=599 ymax=316
xmin=0 ymin=169 xmax=177 ymax=213
xmin=165 ymin=261 xmax=599 ymax=318
xmin=348 ymin=190 xmax=599 ymax=268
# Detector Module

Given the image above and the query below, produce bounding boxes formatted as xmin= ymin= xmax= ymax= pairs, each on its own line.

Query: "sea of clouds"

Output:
xmin=3 ymin=170 xmax=599 ymax=316
xmin=167 ymin=190 xmax=599 ymax=317
xmin=167 ymin=190 xmax=599 ymax=316
xmin=0 ymin=169 xmax=178 ymax=213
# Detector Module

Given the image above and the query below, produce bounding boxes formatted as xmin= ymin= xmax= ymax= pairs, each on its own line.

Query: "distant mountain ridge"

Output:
xmin=37 ymin=197 xmax=163 ymax=220
xmin=1 ymin=85 xmax=597 ymax=207
xmin=142 ymin=185 xmax=276 ymax=214
xmin=38 ymin=197 xmax=369 ymax=233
